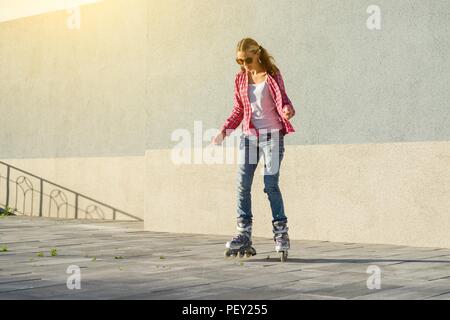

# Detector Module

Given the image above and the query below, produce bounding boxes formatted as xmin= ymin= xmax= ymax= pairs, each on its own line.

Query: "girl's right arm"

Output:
xmin=220 ymin=73 xmax=244 ymax=136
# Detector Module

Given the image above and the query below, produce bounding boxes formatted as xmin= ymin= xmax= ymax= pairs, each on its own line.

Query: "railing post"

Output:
xmin=113 ymin=209 xmax=116 ymax=220
xmin=5 ymin=165 xmax=10 ymax=208
xmin=75 ymin=194 xmax=79 ymax=219
xmin=39 ymin=179 xmax=43 ymax=217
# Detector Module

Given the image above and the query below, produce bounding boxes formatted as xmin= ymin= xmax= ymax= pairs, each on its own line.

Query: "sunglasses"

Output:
xmin=235 ymin=57 xmax=253 ymax=65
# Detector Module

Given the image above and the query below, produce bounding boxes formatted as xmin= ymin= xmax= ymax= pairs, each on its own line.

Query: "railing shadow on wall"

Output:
xmin=0 ymin=161 xmax=142 ymax=221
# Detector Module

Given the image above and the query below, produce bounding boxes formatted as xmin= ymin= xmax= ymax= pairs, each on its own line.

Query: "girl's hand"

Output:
xmin=282 ymin=105 xmax=295 ymax=120
xmin=211 ymin=131 xmax=225 ymax=145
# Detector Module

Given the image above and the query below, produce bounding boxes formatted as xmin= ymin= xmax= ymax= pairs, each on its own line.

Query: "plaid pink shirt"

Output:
xmin=221 ymin=70 xmax=296 ymax=137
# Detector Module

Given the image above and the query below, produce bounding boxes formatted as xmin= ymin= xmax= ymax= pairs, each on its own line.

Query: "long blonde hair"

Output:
xmin=236 ymin=38 xmax=280 ymax=76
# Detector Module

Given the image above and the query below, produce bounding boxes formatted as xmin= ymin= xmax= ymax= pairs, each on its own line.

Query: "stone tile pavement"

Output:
xmin=0 ymin=216 xmax=449 ymax=300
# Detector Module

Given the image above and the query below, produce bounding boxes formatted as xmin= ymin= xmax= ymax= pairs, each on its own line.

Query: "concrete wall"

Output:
xmin=1 ymin=0 xmax=449 ymax=247
xmin=0 ymin=0 xmax=147 ymax=219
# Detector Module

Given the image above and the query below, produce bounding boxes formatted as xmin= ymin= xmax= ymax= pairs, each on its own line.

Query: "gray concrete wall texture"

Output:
xmin=146 ymin=0 xmax=450 ymax=149
xmin=0 ymin=0 xmax=147 ymax=219
xmin=1 ymin=0 xmax=449 ymax=247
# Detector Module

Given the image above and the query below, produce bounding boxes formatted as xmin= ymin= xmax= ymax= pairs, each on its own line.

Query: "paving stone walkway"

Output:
xmin=0 ymin=216 xmax=449 ymax=300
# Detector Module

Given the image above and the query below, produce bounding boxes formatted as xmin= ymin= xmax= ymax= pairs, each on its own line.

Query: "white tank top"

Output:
xmin=248 ymin=81 xmax=283 ymax=131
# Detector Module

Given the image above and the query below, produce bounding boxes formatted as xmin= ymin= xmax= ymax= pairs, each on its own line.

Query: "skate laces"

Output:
xmin=232 ymin=234 xmax=248 ymax=243
xmin=275 ymin=233 xmax=289 ymax=240
xmin=274 ymin=232 xmax=289 ymax=242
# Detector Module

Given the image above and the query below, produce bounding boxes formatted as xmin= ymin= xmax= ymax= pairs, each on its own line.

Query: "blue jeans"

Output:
xmin=236 ymin=130 xmax=287 ymax=223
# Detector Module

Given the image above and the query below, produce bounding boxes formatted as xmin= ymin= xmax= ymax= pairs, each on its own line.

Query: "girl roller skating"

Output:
xmin=212 ymin=38 xmax=296 ymax=262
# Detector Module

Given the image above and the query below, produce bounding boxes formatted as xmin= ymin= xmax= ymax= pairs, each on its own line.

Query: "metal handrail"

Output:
xmin=0 ymin=160 xmax=142 ymax=221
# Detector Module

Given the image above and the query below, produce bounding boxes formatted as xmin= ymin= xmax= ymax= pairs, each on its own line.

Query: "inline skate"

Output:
xmin=224 ymin=217 xmax=257 ymax=258
xmin=273 ymin=220 xmax=290 ymax=262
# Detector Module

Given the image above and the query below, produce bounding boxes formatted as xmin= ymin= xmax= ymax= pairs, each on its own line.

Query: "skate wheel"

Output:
xmin=238 ymin=251 xmax=245 ymax=258
xmin=245 ymin=252 xmax=253 ymax=258
xmin=280 ymin=251 xmax=288 ymax=262
xmin=224 ymin=249 xmax=232 ymax=258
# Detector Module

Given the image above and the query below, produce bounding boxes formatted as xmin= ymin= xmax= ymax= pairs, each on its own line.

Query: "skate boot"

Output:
xmin=224 ymin=218 xmax=257 ymax=258
xmin=273 ymin=220 xmax=290 ymax=262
